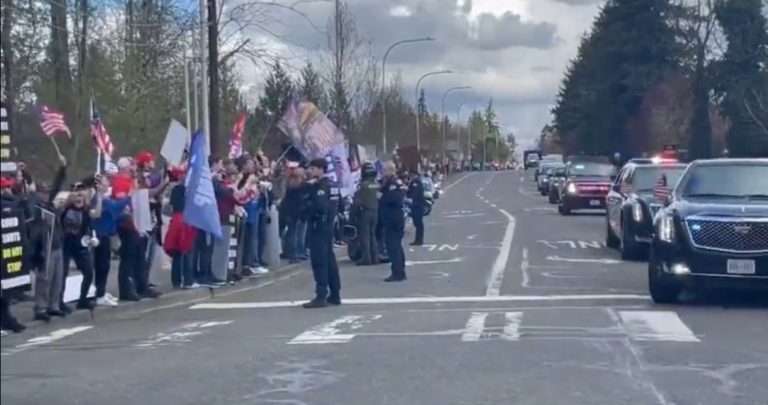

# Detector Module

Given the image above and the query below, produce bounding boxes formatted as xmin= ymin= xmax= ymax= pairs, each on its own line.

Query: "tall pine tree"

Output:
xmin=715 ymin=0 xmax=768 ymax=157
xmin=298 ymin=62 xmax=326 ymax=108
xmin=258 ymin=61 xmax=294 ymax=118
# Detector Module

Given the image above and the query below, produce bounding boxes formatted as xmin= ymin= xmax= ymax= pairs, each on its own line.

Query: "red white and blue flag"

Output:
xmin=654 ymin=174 xmax=670 ymax=200
xmin=228 ymin=112 xmax=245 ymax=159
xmin=39 ymin=105 xmax=71 ymax=138
xmin=90 ymin=97 xmax=114 ymax=160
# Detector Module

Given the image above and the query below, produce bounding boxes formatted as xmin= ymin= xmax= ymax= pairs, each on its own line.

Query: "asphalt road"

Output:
xmin=2 ymin=170 xmax=767 ymax=405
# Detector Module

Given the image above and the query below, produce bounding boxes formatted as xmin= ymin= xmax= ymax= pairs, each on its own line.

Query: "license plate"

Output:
xmin=727 ymin=259 xmax=756 ymax=275
xmin=589 ymin=199 xmax=602 ymax=206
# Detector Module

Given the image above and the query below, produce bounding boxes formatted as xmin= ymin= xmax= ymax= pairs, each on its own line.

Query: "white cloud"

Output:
xmin=231 ymin=0 xmax=602 ymax=146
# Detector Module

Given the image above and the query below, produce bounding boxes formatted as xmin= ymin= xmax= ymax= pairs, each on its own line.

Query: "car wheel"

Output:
xmin=558 ymin=202 xmax=571 ymax=216
xmin=648 ymin=248 xmax=681 ymax=304
xmin=548 ymin=189 xmax=557 ymax=204
xmin=620 ymin=217 xmax=641 ymax=260
xmin=605 ymin=218 xmax=620 ymax=249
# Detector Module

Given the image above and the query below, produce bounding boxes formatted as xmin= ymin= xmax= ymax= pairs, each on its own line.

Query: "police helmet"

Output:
xmin=361 ymin=162 xmax=377 ymax=177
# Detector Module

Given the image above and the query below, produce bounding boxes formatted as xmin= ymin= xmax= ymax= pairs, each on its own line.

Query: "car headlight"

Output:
xmin=632 ymin=202 xmax=643 ymax=222
xmin=566 ymin=183 xmax=577 ymax=194
xmin=658 ymin=214 xmax=675 ymax=243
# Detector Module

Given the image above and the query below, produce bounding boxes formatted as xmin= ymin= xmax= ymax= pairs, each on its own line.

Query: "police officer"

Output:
xmin=406 ymin=170 xmax=426 ymax=246
xmin=352 ymin=162 xmax=379 ymax=265
xmin=380 ymin=161 xmax=407 ymax=282
xmin=302 ymin=158 xmax=341 ymax=308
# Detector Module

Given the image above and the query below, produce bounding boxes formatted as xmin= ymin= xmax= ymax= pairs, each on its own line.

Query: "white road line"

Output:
xmin=191 ymin=294 xmax=651 ymax=309
xmin=485 ymin=208 xmax=515 ymax=296
xmin=461 ymin=312 xmax=489 ymax=342
xmin=443 ymin=172 xmax=475 ymax=192
xmin=618 ymin=311 xmax=699 ymax=342
xmin=501 ymin=312 xmax=523 ymax=341
xmin=288 ymin=315 xmax=382 ymax=345
xmin=521 ymin=248 xmax=531 ymax=288
xmin=2 ymin=326 xmax=93 ymax=356
xmin=546 ymin=256 xmax=622 ymax=264
xmin=406 ymin=258 xmax=463 ymax=266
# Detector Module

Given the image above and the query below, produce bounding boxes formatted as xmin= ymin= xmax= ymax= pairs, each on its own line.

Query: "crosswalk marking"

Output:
xmin=2 ymin=326 xmax=94 ymax=356
xmin=461 ymin=312 xmax=489 ymax=342
xmin=618 ymin=311 xmax=700 ymax=342
xmin=288 ymin=314 xmax=382 ymax=345
xmin=501 ymin=312 xmax=522 ymax=341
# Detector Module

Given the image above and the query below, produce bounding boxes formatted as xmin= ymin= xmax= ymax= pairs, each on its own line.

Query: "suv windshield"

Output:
xmin=568 ymin=163 xmax=615 ymax=178
xmin=680 ymin=163 xmax=768 ymax=198
xmin=633 ymin=166 xmax=685 ymax=191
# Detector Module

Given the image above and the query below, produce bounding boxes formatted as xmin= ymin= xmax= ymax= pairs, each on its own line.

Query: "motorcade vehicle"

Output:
xmin=557 ymin=161 xmax=616 ymax=215
xmin=647 ymin=158 xmax=768 ymax=303
xmin=537 ymin=162 xmax=565 ymax=195
xmin=605 ymin=161 xmax=687 ymax=260
xmin=524 ymin=150 xmax=542 ymax=169
xmin=547 ymin=166 xmax=568 ymax=204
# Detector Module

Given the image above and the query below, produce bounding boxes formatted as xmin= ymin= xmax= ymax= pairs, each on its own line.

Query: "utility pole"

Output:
xmin=183 ymin=35 xmax=192 ymax=134
xmin=198 ymin=0 xmax=210 ymax=154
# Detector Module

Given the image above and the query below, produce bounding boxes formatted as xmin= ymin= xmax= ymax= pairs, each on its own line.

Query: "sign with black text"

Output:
xmin=1 ymin=101 xmax=17 ymax=173
xmin=1 ymin=206 xmax=29 ymax=289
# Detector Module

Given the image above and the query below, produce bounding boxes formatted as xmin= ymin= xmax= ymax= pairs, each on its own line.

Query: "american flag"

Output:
xmin=39 ymin=105 xmax=71 ymax=137
xmin=228 ymin=112 xmax=245 ymax=159
xmin=654 ymin=174 xmax=670 ymax=200
xmin=90 ymin=97 xmax=114 ymax=160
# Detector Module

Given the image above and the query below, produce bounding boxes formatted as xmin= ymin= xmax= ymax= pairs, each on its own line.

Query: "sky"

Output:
xmin=233 ymin=0 xmax=605 ymax=149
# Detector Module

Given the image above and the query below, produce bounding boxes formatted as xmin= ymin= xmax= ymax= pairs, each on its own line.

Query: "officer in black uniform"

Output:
xmin=302 ymin=158 xmax=341 ymax=308
xmin=351 ymin=162 xmax=379 ymax=265
xmin=406 ymin=170 xmax=426 ymax=246
xmin=380 ymin=161 xmax=407 ymax=282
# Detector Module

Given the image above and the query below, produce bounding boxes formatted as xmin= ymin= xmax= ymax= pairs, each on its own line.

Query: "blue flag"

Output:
xmin=183 ymin=130 xmax=222 ymax=239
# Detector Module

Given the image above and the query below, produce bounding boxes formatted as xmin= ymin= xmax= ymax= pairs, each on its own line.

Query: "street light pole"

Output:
xmin=382 ymin=37 xmax=435 ymax=155
xmin=415 ymin=70 xmax=452 ymax=154
xmin=456 ymin=102 xmax=467 ymax=163
xmin=440 ymin=86 xmax=472 ymax=165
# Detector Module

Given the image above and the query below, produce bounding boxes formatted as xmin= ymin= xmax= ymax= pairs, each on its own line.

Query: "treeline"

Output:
xmin=549 ymin=0 xmax=768 ymax=159
xmin=249 ymin=60 xmax=515 ymax=163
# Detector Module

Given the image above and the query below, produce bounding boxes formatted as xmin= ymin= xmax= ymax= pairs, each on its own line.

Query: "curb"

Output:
xmin=4 ymin=257 xmax=314 ymax=333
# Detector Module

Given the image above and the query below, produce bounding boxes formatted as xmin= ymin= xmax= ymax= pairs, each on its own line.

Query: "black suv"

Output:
xmin=648 ymin=159 xmax=768 ymax=303
xmin=606 ymin=161 xmax=687 ymax=260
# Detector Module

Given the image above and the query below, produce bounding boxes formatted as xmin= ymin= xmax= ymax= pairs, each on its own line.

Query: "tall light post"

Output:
xmin=441 ymin=86 xmax=472 ymax=164
xmin=415 ymin=70 xmax=452 ymax=154
xmin=456 ymin=102 xmax=468 ymax=163
xmin=381 ymin=37 xmax=435 ymax=155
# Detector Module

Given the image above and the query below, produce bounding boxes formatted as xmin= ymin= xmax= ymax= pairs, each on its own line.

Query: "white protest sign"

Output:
xmin=131 ymin=189 xmax=153 ymax=233
xmin=161 ymin=119 xmax=190 ymax=166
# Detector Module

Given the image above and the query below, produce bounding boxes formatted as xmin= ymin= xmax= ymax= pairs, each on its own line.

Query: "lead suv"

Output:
xmin=648 ymin=159 xmax=768 ymax=303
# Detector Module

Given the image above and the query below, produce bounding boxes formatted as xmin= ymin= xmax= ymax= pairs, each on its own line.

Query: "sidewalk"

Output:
xmin=7 ymin=250 xmax=307 ymax=331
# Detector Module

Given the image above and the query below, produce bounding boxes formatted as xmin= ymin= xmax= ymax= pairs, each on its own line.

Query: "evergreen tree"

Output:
xmin=298 ymin=62 xmax=326 ymax=108
xmin=258 ymin=61 xmax=294 ymax=118
xmin=714 ymin=0 xmax=768 ymax=157
xmin=484 ymin=99 xmax=499 ymax=137
xmin=417 ymin=88 xmax=428 ymax=118
xmin=552 ymin=0 xmax=677 ymax=155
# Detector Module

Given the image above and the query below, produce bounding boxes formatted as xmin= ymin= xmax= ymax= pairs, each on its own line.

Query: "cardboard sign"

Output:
xmin=161 ymin=119 xmax=190 ymax=166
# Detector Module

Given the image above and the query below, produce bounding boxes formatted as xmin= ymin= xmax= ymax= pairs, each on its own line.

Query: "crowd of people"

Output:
xmin=1 ymin=148 xmax=444 ymax=332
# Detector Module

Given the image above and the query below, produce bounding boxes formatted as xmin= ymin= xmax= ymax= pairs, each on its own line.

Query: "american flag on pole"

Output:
xmin=654 ymin=174 xmax=670 ymax=201
xmin=228 ymin=112 xmax=245 ymax=159
xmin=39 ymin=105 xmax=71 ymax=138
xmin=90 ymin=97 xmax=114 ymax=160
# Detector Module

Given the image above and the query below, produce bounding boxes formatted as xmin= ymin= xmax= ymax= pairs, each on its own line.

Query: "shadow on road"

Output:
xmin=679 ymin=290 xmax=768 ymax=309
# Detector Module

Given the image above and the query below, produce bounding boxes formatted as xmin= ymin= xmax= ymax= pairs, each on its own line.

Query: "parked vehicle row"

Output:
xmin=529 ymin=155 xmax=768 ymax=304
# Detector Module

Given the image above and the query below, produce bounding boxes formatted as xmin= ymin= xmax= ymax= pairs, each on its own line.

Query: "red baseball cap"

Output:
xmin=135 ymin=151 xmax=154 ymax=166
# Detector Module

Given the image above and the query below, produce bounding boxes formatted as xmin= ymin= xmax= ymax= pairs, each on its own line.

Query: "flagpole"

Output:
xmin=183 ymin=42 xmax=192 ymax=137
xmin=96 ymin=150 xmax=102 ymax=174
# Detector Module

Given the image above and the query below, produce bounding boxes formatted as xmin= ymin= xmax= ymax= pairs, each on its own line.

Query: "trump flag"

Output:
xmin=184 ymin=129 xmax=222 ymax=239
